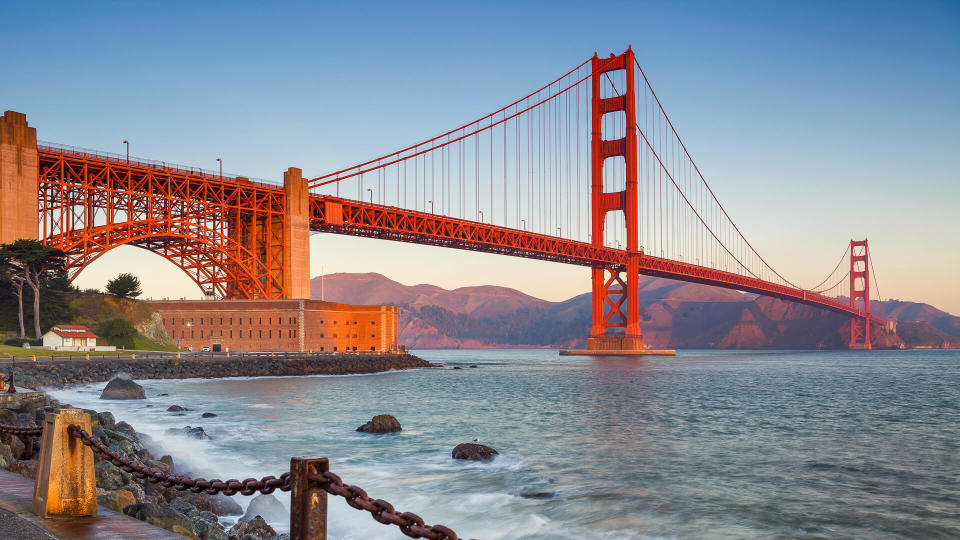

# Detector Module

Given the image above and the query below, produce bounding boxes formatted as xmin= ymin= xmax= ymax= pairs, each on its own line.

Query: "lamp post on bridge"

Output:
xmin=557 ymin=227 xmax=562 ymax=238
xmin=367 ymin=188 xmax=373 ymax=204
xmin=521 ymin=219 xmax=526 ymax=230
xmin=122 ymin=140 xmax=129 ymax=163
xmin=216 ymin=158 xmax=222 ymax=179
xmin=478 ymin=210 xmax=483 ymax=223
xmin=428 ymin=200 xmax=433 ymax=213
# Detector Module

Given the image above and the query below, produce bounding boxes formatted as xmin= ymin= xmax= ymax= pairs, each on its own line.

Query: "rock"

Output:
xmin=209 ymin=493 xmax=243 ymax=516
xmin=356 ymin=414 xmax=402 ymax=434
xmin=120 ymin=482 xmax=146 ymax=503
xmin=201 ymin=412 xmax=217 ymax=418
xmin=0 ymin=444 xmax=13 ymax=469
xmin=7 ymin=459 xmax=39 ymax=479
xmin=240 ymin=493 xmax=287 ymax=523
xmin=167 ymin=405 xmax=188 ymax=412
xmin=193 ymin=515 xmax=228 ymax=540
xmin=113 ymin=421 xmax=138 ymax=438
xmin=97 ymin=489 xmax=137 ymax=512
xmin=124 ymin=502 xmax=195 ymax=534
xmin=452 ymin=442 xmax=499 ymax=461
xmin=165 ymin=426 xmax=209 ymax=439
xmin=228 ymin=516 xmax=276 ymax=539
xmin=158 ymin=393 xmax=169 ymax=397
xmin=95 ymin=460 xmax=126 ymax=490
xmin=160 ymin=455 xmax=176 ymax=472
xmin=0 ymin=434 xmax=25 ymax=460
xmin=453 ymin=366 xmax=463 ymax=370
xmin=518 ymin=491 xmax=555 ymax=499
xmin=95 ymin=411 xmax=116 ymax=429
xmin=170 ymin=498 xmax=197 ymax=517
xmin=100 ymin=377 xmax=146 ymax=400
xmin=172 ymin=524 xmax=200 ymax=540
xmin=469 ymin=365 xmax=478 ymax=368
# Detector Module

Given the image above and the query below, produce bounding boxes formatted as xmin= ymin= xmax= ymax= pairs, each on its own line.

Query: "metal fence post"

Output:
xmin=290 ymin=456 xmax=328 ymax=540
xmin=31 ymin=409 xmax=96 ymax=518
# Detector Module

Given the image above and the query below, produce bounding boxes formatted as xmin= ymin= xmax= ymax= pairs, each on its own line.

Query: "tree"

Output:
xmin=0 ymin=239 xmax=67 ymax=339
xmin=106 ymin=273 xmax=142 ymax=299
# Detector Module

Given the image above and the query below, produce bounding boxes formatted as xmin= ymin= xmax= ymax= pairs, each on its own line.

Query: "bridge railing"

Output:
xmin=38 ymin=140 xmax=281 ymax=189
xmin=0 ymin=410 xmax=468 ymax=540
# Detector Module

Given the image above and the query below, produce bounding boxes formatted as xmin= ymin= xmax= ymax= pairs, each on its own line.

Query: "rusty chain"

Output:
xmin=13 ymin=423 xmax=467 ymax=539
xmin=67 ymin=425 xmax=290 ymax=496
xmin=0 ymin=423 xmax=43 ymax=436
xmin=307 ymin=470 xmax=467 ymax=540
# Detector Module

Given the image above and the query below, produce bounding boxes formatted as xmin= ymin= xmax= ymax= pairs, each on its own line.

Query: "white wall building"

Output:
xmin=41 ymin=325 xmax=116 ymax=351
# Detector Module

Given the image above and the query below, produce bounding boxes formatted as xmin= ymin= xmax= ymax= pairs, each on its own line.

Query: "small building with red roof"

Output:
xmin=42 ymin=324 xmax=100 ymax=350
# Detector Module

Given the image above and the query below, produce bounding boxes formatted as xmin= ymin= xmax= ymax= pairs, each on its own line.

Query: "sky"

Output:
xmin=2 ymin=1 xmax=958 ymax=313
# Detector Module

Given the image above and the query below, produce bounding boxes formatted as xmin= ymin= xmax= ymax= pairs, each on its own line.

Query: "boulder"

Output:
xmin=201 ymin=412 xmax=217 ymax=418
xmin=160 ymin=454 xmax=176 ymax=472
xmin=123 ymin=502 xmax=195 ymax=534
xmin=209 ymin=493 xmax=243 ymax=516
xmin=95 ymin=460 xmax=126 ymax=490
xmin=452 ymin=442 xmax=499 ymax=461
xmin=171 ymin=524 xmax=200 ymax=540
xmin=228 ymin=515 xmax=276 ymax=539
xmin=95 ymin=411 xmax=116 ymax=429
xmin=166 ymin=426 xmax=209 ymax=440
xmin=356 ymin=414 xmax=402 ymax=434
xmin=8 ymin=459 xmax=39 ymax=479
xmin=167 ymin=405 xmax=188 ymax=412
xmin=0 ymin=444 xmax=13 ymax=469
xmin=193 ymin=514 xmax=228 ymax=540
xmin=113 ymin=421 xmax=138 ymax=438
xmin=240 ymin=493 xmax=287 ymax=523
xmin=100 ymin=377 xmax=146 ymax=400
xmin=97 ymin=489 xmax=137 ymax=512
xmin=120 ymin=482 xmax=146 ymax=503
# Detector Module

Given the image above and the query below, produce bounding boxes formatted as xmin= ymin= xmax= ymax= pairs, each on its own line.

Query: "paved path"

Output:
xmin=0 ymin=469 xmax=181 ymax=539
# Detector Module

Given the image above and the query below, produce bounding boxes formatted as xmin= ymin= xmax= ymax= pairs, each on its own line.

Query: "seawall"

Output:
xmin=8 ymin=354 xmax=433 ymax=388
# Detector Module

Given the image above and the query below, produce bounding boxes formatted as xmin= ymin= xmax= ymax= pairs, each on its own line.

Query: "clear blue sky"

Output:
xmin=2 ymin=1 xmax=958 ymax=313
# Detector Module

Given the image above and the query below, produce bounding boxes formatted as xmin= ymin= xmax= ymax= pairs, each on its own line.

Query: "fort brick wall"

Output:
xmin=151 ymin=299 xmax=399 ymax=353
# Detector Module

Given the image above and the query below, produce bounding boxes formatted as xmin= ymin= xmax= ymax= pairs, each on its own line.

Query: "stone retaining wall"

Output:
xmin=10 ymin=354 xmax=433 ymax=389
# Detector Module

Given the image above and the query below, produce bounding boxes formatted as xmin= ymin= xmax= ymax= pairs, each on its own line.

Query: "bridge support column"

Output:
xmin=283 ymin=167 xmax=310 ymax=299
xmin=849 ymin=239 xmax=871 ymax=349
xmin=0 ymin=111 xmax=38 ymax=244
xmin=580 ymin=48 xmax=654 ymax=355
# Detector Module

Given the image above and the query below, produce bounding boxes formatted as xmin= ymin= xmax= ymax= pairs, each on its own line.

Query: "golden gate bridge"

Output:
xmin=0 ymin=48 xmax=882 ymax=352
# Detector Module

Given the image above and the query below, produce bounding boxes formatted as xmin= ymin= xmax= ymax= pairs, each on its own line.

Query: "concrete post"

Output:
xmin=283 ymin=167 xmax=310 ymax=299
xmin=31 ymin=409 xmax=97 ymax=518
xmin=0 ymin=111 xmax=39 ymax=244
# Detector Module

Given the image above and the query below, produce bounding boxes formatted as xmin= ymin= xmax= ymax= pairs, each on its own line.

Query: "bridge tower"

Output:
xmin=0 ymin=111 xmax=38 ymax=244
xmin=849 ymin=239 xmax=871 ymax=349
xmin=586 ymin=48 xmax=645 ymax=353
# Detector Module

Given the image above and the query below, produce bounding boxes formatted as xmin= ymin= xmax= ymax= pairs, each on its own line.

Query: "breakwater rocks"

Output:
xmin=13 ymin=353 xmax=434 ymax=389
xmin=1 ymin=397 xmax=287 ymax=540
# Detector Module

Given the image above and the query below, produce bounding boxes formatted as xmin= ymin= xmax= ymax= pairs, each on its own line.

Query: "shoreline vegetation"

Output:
xmin=9 ymin=352 xmax=435 ymax=389
xmin=0 ymin=354 xmax=437 ymax=539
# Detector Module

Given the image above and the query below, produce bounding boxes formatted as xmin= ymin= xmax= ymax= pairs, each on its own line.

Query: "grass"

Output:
xmin=0 ymin=341 xmax=177 ymax=358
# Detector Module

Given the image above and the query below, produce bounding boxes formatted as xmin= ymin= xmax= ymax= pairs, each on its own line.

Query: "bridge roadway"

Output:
xmin=37 ymin=144 xmax=871 ymax=322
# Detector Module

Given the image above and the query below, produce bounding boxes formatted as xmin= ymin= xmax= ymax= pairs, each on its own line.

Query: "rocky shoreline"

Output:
xmin=10 ymin=353 xmax=435 ymax=389
xmin=1 ymin=392 xmax=293 ymax=540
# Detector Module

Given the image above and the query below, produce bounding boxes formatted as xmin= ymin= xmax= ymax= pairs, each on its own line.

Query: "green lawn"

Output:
xmin=0 ymin=343 xmax=177 ymax=357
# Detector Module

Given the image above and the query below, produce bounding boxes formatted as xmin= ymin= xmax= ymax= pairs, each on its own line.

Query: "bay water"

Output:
xmin=49 ymin=349 xmax=960 ymax=539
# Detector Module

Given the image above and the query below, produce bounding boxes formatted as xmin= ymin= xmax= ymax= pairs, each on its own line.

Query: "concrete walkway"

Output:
xmin=0 ymin=469 xmax=181 ymax=539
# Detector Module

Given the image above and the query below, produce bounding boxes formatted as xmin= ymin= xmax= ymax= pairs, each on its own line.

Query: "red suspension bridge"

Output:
xmin=0 ymin=48 xmax=881 ymax=350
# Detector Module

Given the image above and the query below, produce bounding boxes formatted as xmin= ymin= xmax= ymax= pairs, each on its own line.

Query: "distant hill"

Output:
xmin=310 ymin=273 xmax=960 ymax=350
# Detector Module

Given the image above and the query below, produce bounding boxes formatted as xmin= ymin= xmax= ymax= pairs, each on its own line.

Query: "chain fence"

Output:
xmin=0 ymin=420 xmax=467 ymax=539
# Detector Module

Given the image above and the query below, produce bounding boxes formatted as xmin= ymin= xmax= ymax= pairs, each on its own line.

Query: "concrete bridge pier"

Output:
xmin=0 ymin=111 xmax=38 ymax=245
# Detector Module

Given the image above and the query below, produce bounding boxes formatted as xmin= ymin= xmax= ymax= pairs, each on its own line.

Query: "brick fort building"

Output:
xmin=151 ymin=299 xmax=399 ymax=353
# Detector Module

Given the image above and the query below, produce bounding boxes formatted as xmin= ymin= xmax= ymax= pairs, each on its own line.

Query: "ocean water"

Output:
xmin=49 ymin=349 xmax=960 ymax=539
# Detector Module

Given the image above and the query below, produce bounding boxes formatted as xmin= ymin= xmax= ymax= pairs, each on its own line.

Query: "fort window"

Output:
xmin=230 ymin=318 xmax=233 ymax=325
xmin=333 ymin=346 xmax=338 ymax=351
xmin=200 ymin=330 xmax=204 ymax=338
xmin=371 ymin=334 xmax=375 ymax=338
xmin=248 ymin=330 xmax=252 ymax=338
xmin=191 ymin=331 xmax=194 ymax=338
xmin=370 ymin=346 xmax=375 ymax=351
xmin=230 ymin=330 xmax=233 ymax=338
xmin=320 ymin=333 xmax=324 ymax=338
xmin=269 ymin=330 xmax=272 ymax=338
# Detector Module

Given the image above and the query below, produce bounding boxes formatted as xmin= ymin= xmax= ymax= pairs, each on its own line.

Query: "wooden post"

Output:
xmin=289 ymin=456 xmax=328 ymax=540
xmin=31 ymin=409 xmax=97 ymax=518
